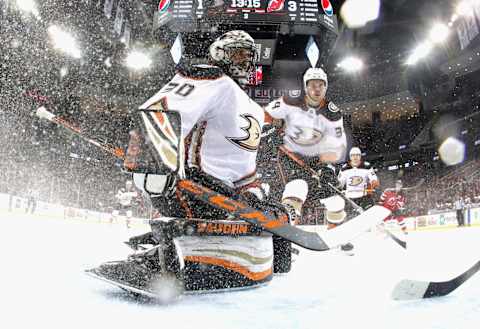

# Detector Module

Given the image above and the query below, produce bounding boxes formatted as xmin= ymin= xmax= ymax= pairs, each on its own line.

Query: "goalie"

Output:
xmin=87 ymin=31 xmax=295 ymax=297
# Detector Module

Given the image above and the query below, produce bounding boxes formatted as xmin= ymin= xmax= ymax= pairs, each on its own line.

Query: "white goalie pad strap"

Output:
xmin=133 ymin=173 xmax=146 ymax=192
xmin=145 ymin=174 xmax=170 ymax=193
xmin=173 ymin=238 xmax=185 ymax=270
xmin=133 ymin=173 xmax=170 ymax=194
xmin=282 ymin=179 xmax=308 ymax=203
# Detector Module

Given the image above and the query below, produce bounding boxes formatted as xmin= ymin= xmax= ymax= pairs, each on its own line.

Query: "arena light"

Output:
xmin=337 ymin=56 xmax=364 ymax=72
xmin=340 ymin=0 xmax=380 ymax=29
xmin=406 ymin=41 xmax=433 ymax=65
xmin=15 ymin=0 xmax=40 ymax=18
xmin=48 ymin=25 xmax=81 ymax=59
xmin=438 ymin=137 xmax=465 ymax=166
xmin=429 ymin=23 xmax=450 ymax=44
xmin=125 ymin=50 xmax=152 ymax=70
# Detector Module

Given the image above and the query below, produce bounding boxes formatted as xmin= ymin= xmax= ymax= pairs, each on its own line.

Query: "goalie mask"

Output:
xmin=209 ymin=30 xmax=259 ymax=86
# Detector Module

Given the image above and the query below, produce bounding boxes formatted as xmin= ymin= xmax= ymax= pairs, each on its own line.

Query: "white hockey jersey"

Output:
xmin=264 ymin=96 xmax=347 ymax=162
xmin=338 ymin=161 xmax=378 ymax=199
xmin=139 ymin=65 xmax=264 ymax=188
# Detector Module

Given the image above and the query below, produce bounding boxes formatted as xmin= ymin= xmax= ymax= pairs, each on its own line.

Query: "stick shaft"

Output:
xmin=37 ymin=107 xmax=125 ymax=159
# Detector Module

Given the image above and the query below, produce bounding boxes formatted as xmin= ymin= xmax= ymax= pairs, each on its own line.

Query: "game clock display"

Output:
xmin=159 ymin=0 xmax=338 ymax=33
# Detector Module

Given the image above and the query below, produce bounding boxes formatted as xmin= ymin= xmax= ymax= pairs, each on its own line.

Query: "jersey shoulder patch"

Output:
xmin=328 ymin=101 xmax=340 ymax=112
xmin=322 ymin=101 xmax=342 ymax=121
xmin=177 ymin=63 xmax=224 ymax=80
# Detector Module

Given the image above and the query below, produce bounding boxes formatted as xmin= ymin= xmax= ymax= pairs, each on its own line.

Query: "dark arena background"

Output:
xmin=1 ymin=0 xmax=480 ymax=328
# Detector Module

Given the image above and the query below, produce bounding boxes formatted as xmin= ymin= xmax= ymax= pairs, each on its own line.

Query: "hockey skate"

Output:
xmin=87 ymin=219 xmax=185 ymax=300
xmin=86 ymin=242 xmax=185 ymax=300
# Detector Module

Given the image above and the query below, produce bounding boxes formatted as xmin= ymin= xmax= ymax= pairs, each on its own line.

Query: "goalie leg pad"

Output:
xmin=176 ymin=234 xmax=274 ymax=292
xmin=149 ymin=217 xmax=274 ymax=292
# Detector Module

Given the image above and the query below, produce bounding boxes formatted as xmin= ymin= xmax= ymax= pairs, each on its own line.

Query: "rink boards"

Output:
xmin=1 ymin=192 xmax=479 ymax=232
xmin=0 ymin=193 xmax=149 ymax=228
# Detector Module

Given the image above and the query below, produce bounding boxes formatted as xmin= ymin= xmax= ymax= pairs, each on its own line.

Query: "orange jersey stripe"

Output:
xmin=184 ymin=255 xmax=272 ymax=281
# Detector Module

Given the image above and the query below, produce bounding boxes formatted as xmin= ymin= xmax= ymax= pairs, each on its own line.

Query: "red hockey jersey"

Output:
xmin=380 ymin=190 xmax=405 ymax=213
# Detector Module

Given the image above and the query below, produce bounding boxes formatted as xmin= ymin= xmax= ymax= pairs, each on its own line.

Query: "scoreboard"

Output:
xmin=155 ymin=0 xmax=338 ymax=35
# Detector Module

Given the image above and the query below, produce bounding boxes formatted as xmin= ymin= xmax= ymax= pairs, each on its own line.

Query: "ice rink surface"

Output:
xmin=1 ymin=212 xmax=479 ymax=329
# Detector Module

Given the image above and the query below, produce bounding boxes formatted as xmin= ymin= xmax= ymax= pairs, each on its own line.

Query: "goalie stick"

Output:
xmin=327 ymin=183 xmax=407 ymax=249
xmin=36 ymin=107 xmax=391 ymax=250
xmin=36 ymin=106 xmax=125 ymax=159
xmin=178 ymin=180 xmax=390 ymax=251
xmin=391 ymin=260 xmax=480 ymax=300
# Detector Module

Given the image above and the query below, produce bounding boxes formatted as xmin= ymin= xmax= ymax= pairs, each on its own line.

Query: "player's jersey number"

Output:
xmin=162 ymin=82 xmax=195 ymax=97
xmin=335 ymin=127 xmax=342 ymax=137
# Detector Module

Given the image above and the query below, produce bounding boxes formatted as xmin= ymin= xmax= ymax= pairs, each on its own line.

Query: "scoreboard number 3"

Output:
xmin=287 ymin=1 xmax=297 ymax=11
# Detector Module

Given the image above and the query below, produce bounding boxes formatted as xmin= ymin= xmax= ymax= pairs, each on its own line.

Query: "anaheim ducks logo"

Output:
xmin=349 ymin=176 xmax=364 ymax=186
xmin=290 ymin=127 xmax=324 ymax=146
xmin=227 ymin=114 xmax=261 ymax=152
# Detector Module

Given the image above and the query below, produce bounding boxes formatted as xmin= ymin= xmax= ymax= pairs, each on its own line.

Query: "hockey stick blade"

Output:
xmin=36 ymin=106 xmax=56 ymax=121
xmin=391 ymin=260 xmax=480 ymax=300
xmin=380 ymin=226 xmax=407 ymax=249
xmin=179 ymin=180 xmax=390 ymax=251
xmin=328 ymin=183 xmax=407 ymax=249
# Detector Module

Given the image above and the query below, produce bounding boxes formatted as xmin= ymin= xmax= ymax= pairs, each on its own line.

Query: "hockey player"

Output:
xmin=338 ymin=147 xmax=379 ymax=214
xmin=380 ymin=180 xmax=408 ymax=234
xmin=264 ymin=67 xmax=348 ymax=224
xmin=113 ymin=180 xmax=138 ymax=228
xmin=87 ymin=31 xmax=294 ymax=297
